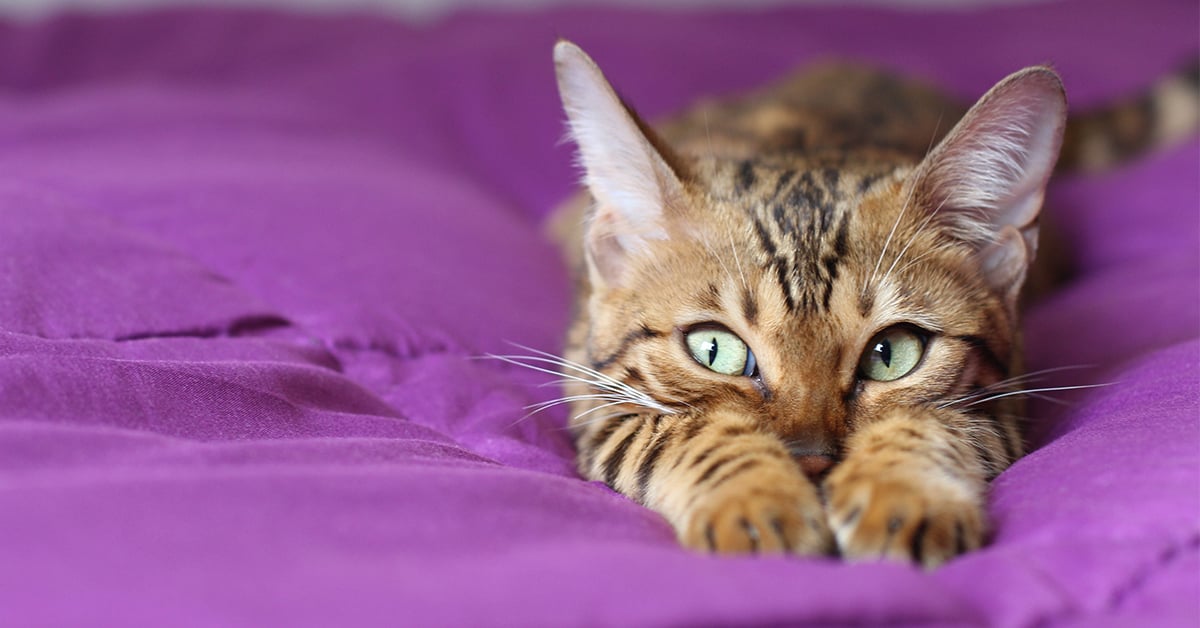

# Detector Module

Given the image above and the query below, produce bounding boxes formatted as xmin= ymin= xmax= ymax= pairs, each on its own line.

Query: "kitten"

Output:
xmin=547 ymin=41 xmax=1198 ymax=567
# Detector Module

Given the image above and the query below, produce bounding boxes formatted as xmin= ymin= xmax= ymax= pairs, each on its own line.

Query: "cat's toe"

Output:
xmin=824 ymin=470 xmax=984 ymax=568
xmin=680 ymin=483 xmax=832 ymax=556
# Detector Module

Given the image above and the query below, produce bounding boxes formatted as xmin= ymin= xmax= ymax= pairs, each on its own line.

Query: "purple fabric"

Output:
xmin=0 ymin=1 xmax=1196 ymax=625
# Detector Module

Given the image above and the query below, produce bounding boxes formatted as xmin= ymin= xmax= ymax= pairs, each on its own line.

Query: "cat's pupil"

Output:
xmin=876 ymin=339 xmax=892 ymax=368
xmin=707 ymin=338 xmax=719 ymax=366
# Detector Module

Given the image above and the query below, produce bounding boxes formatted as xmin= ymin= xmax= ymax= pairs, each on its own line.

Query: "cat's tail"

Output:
xmin=1057 ymin=57 xmax=1199 ymax=172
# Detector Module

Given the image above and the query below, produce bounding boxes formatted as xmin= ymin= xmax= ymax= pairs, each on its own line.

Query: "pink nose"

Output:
xmin=795 ymin=454 xmax=835 ymax=480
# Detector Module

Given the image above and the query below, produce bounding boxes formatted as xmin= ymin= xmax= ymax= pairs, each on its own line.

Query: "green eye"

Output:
xmin=859 ymin=326 xmax=926 ymax=382
xmin=685 ymin=327 xmax=757 ymax=377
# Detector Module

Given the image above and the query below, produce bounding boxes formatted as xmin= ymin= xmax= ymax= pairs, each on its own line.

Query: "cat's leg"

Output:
xmin=822 ymin=407 xmax=1017 ymax=568
xmin=576 ymin=410 xmax=833 ymax=555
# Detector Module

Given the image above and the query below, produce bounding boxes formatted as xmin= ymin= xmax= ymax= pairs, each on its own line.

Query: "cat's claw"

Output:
xmin=823 ymin=466 xmax=984 ymax=568
xmin=678 ymin=478 xmax=833 ymax=556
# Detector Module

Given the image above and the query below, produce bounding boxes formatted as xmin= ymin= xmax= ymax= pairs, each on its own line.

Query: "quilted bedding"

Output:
xmin=0 ymin=0 xmax=1196 ymax=625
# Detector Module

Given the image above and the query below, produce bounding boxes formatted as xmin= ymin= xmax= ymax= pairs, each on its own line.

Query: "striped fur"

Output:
xmin=1059 ymin=59 xmax=1200 ymax=171
xmin=549 ymin=42 xmax=1197 ymax=567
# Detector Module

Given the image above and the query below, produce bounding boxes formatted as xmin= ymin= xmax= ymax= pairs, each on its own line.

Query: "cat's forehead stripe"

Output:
xmin=735 ymin=160 xmax=757 ymax=192
xmin=735 ymin=163 xmax=856 ymax=315
xmin=741 ymin=288 xmax=759 ymax=327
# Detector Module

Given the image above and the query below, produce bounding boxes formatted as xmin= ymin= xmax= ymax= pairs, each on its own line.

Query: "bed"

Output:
xmin=1 ymin=0 xmax=1196 ymax=625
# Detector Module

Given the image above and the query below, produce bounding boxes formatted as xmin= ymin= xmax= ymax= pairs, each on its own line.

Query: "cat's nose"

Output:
xmin=793 ymin=453 xmax=836 ymax=481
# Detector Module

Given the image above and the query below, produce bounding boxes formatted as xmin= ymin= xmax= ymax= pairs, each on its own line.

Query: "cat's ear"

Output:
xmin=915 ymin=67 xmax=1066 ymax=304
xmin=554 ymin=40 xmax=688 ymax=287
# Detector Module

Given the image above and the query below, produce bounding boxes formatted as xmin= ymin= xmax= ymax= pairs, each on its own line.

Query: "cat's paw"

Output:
xmin=823 ymin=465 xmax=984 ymax=568
xmin=678 ymin=472 xmax=833 ymax=556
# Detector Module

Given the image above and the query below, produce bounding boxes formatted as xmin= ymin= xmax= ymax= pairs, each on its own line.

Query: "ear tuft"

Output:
xmin=916 ymin=66 xmax=1067 ymax=300
xmin=921 ymin=67 xmax=1066 ymax=246
xmin=554 ymin=40 xmax=685 ymax=286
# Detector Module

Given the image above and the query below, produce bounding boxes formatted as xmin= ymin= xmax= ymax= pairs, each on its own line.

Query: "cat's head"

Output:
xmin=554 ymin=41 xmax=1065 ymax=465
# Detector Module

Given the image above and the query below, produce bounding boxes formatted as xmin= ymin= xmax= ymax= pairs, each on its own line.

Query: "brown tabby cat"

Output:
xmin=545 ymin=40 xmax=1198 ymax=567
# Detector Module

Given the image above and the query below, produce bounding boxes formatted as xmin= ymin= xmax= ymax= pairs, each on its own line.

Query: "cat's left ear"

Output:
xmin=915 ymin=67 xmax=1066 ymax=304
xmin=554 ymin=40 xmax=689 ymax=288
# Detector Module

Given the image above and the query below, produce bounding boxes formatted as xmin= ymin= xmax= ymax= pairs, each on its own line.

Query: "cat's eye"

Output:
xmin=858 ymin=326 xmax=926 ymax=382
xmin=685 ymin=327 xmax=757 ymax=377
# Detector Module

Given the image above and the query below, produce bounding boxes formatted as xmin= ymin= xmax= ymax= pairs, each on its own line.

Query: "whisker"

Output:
xmin=700 ymin=237 xmax=740 ymax=296
xmin=561 ymin=410 xmax=632 ymax=431
xmin=727 ymin=229 xmax=749 ymax=293
xmin=508 ymin=391 xmax=645 ymax=428
xmin=1024 ymin=393 xmax=1073 ymax=407
xmin=893 ymin=246 xmax=944 ymax=277
xmin=510 ymin=393 xmax=617 ymax=426
xmin=982 ymin=365 xmax=1094 ymax=390
xmin=866 ymin=176 xmax=916 ymax=295
xmin=572 ymin=399 xmax=643 ymax=421
xmin=504 ymin=346 xmax=674 ymax=407
xmin=957 ymin=382 xmax=1117 ymax=409
xmin=524 ymin=393 xmax=631 ymax=413
xmin=501 ymin=345 xmax=627 ymax=385
xmin=865 ymin=113 xmax=942 ymax=296
xmin=485 ymin=353 xmax=623 ymax=396
xmin=879 ymin=192 xmax=950 ymax=288
xmin=487 ymin=348 xmax=646 ymax=400
xmin=941 ymin=364 xmax=1099 ymax=408
xmin=704 ymin=109 xmax=717 ymax=178
xmin=481 ymin=343 xmax=680 ymax=417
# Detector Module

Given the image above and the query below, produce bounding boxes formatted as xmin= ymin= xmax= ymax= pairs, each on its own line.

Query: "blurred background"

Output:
xmin=1 ymin=0 xmax=1054 ymax=21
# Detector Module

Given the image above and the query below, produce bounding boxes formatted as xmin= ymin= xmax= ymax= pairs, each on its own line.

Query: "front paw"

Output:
xmin=678 ymin=469 xmax=833 ymax=556
xmin=823 ymin=465 xmax=984 ymax=568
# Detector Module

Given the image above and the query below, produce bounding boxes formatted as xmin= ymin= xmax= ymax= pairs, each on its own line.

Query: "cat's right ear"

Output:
xmin=911 ymin=66 xmax=1066 ymax=309
xmin=554 ymin=40 xmax=687 ymax=287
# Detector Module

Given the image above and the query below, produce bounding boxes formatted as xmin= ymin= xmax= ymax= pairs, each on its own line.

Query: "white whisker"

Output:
xmin=566 ymin=411 xmax=634 ymax=430
xmin=939 ymin=364 xmax=1101 ymax=410
xmin=866 ymin=176 xmax=915 ymax=295
xmin=940 ymin=364 xmax=1098 ymax=409
xmin=488 ymin=347 xmax=645 ymax=399
xmin=727 ymin=229 xmax=749 ymax=293
xmin=572 ymin=399 xmax=641 ymax=421
xmin=1024 ymin=393 xmax=1072 ymax=407
xmin=524 ymin=393 xmax=631 ymax=413
xmin=509 ymin=393 xmax=625 ymax=427
xmin=957 ymin=382 xmax=1116 ymax=409
xmin=865 ymin=114 xmax=943 ymax=297
xmin=988 ymin=364 xmax=1096 ymax=388
xmin=879 ymin=192 xmax=949 ymax=288
xmin=704 ymin=110 xmax=717 ymax=177
xmin=700 ymin=237 xmax=739 ymax=296
xmin=481 ymin=343 xmax=680 ymax=419
xmin=486 ymin=354 xmax=623 ymax=396
xmin=893 ymin=246 xmax=944 ymax=278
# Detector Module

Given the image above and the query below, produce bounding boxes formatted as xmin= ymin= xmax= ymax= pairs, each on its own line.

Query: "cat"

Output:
xmin=544 ymin=40 xmax=1198 ymax=567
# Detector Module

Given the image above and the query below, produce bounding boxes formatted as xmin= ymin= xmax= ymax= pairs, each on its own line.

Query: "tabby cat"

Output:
xmin=545 ymin=41 xmax=1197 ymax=567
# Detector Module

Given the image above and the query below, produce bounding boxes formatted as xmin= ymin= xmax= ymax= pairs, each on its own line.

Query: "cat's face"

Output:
xmin=557 ymin=42 xmax=1064 ymax=463
xmin=582 ymin=158 xmax=1013 ymax=459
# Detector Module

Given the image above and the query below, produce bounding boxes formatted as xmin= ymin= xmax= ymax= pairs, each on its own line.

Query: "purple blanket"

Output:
xmin=1 ymin=1 xmax=1196 ymax=625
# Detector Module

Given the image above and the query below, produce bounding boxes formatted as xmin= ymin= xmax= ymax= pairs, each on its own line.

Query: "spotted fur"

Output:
xmin=548 ymin=42 xmax=1198 ymax=567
